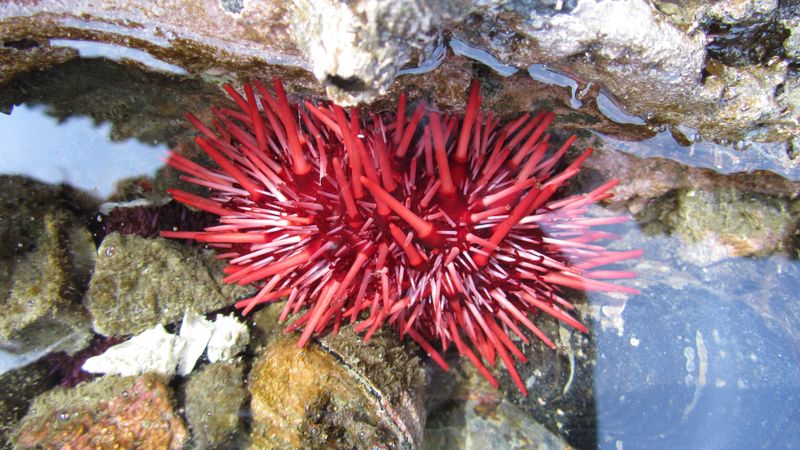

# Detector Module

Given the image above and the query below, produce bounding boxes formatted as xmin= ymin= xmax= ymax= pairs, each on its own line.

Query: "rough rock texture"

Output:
xmin=287 ymin=0 xmax=451 ymax=103
xmin=85 ymin=232 xmax=252 ymax=336
xmin=183 ymin=362 xmax=247 ymax=449
xmin=248 ymin=304 xmax=427 ymax=450
xmin=456 ymin=0 xmax=799 ymax=143
xmin=1 ymin=0 xmax=797 ymax=146
xmin=0 ymin=176 xmax=95 ymax=357
xmin=0 ymin=361 xmax=56 ymax=448
xmin=580 ymin=144 xmax=800 ymax=264
xmin=11 ymin=373 xmax=187 ymax=449
xmin=642 ymin=186 xmax=800 ymax=264
xmin=424 ymin=360 xmax=571 ymax=449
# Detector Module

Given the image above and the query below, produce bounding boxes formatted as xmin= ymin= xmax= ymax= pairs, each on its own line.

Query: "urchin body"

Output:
xmin=163 ymin=79 xmax=640 ymax=394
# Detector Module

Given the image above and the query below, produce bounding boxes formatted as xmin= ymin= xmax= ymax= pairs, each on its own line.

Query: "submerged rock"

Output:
xmin=0 ymin=176 xmax=95 ymax=366
xmin=248 ymin=304 xmax=427 ymax=449
xmin=85 ymin=232 xmax=251 ymax=336
xmin=644 ymin=186 xmax=800 ymax=264
xmin=580 ymin=144 xmax=800 ymax=264
xmin=11 ymin=373 xmax=187 ymax=449
xmin=0 ymin=360 xmax=56 ymax=448
xmin=425 ymin=360 xmax=571 ymax=449
xmin=183 ymin=362 xmax=247 ymax=449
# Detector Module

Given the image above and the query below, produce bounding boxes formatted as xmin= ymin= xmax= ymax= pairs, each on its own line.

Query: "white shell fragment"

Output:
xmin=206 ymin=313 xmax=250 ymax=363
xmin=177 ymin=310 xmax=215 ymax=376
xmin=82 ymin=324 xmax=185 ymax=377
xmin=82 ymin=311 xmax=249 ymax=377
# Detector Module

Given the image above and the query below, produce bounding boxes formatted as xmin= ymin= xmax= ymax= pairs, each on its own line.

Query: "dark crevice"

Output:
xmin=702 ymin=19 xmax=790 ymax=67
xmin=3 ymin=39 xmax=40 ymax=50
xmin=325 ymin=74 xmax=367 ymax=93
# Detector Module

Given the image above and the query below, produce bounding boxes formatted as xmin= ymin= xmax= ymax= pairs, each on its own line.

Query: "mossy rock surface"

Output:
xmin=0 ymin=176 xmax=94 ymax=354
xmin=85 ymin=232 xmax=252 ymax=336
xmin=183 ymin=362 xmax=247 ymax=449
xmin=248 ymin=305 xmax=427 ymax=450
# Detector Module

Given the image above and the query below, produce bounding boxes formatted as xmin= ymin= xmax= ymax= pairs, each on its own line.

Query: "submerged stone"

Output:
xmin=85 ymin=232 xmax=252 ymax=336
xmin=0 ymin=176 xmax=95 ymax=362
xmin=0 ymin=360 xmax=56 ymax=448
xmin=644 ymin=187 xmax=799 ymax=264
xmin=11 ymin=373 xmax=187 ymax=449
xmin=183 ymin=362 xmax=247 ymax=449
xmin=248 ymin=304 xmax=426 ymax=449
xmin=425 ymin=360 xmax=571 ymax=449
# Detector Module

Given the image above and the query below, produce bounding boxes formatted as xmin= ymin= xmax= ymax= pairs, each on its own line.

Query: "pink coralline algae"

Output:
xmin=163 ymin=79 xmax=641 ymax=394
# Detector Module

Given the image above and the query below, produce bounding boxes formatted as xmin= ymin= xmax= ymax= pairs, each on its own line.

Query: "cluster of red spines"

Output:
xmin=162 ymin=78 xmax=641 ymax=395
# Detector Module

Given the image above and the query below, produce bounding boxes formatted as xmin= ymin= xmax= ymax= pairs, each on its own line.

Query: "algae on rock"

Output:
xmin=85 ymin=232 xmax=252 ymax=336
xmin=0 ymin=176 xmax=95 ymax=358
xmin=0 ymin=360 xmax=57 ymax=448
xmin=183 ymin=362 xmax=247 ymax=449
xmin=643 ymin=187 xmax=800 ymax=264
xmin=248 ymin=304 xmax=427 ymax=450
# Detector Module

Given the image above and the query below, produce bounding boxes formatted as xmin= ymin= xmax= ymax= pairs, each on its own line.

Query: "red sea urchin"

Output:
xmin=162 ymin=78 xmax=641 ymax=395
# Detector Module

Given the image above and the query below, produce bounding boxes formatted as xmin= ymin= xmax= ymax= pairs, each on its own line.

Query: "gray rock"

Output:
xmin=85 ymin=232 xmax=252 ymax=336
xmin=183 ymin=362 xmax=247 ymax=449
xmin=1 ymin=0 xmax=797 ymax=146
xmin=0 ymin=176 xmax=95 ymax=361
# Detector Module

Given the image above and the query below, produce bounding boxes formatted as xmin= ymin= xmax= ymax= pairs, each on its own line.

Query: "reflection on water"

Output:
xmin=0 ymin=105 xmax=167 ymax=199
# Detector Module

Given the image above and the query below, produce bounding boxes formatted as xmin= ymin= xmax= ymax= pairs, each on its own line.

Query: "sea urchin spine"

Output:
xmin=163 ymin=78 xmax=641 ymax=395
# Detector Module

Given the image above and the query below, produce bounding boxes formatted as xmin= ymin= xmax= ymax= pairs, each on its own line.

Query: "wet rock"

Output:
xmin=425 ymin=361 xmax=571 ymax=449
xmin=1 ymin=0 xmax=797 ymax=146
xmin=642 ymin=186 xmax=799 ymax=264
xmin=11 ymin=372 xmax=187 ymax=449
xmin=581 ymin=143 xmax=800 ymax=213
xmin=248 ymin=305 xmax=426 ymax=449
xmin=85 ymin=232 xmax=252 ymax=336
xmin=0 ymin=176 xmax=95 ymax=362
xmin=287 ymin=0 xmax=450 ymax=104
xmin=183 ymin=362 xmax=247 ymax=449
xmin=579 ymin=144 xmax=800 ymax=264
xmin=453 ymin=0 xmax=798 ymax=144
xmin=0 ymin=38 xmax=75 ymax=87
xmin=0 ymin=0 xmax=316 ymax=95
xmin=499 ymin=305 xmax=599 ymax=449
xmin=0 ymin=361 xmax=56 ymax=448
